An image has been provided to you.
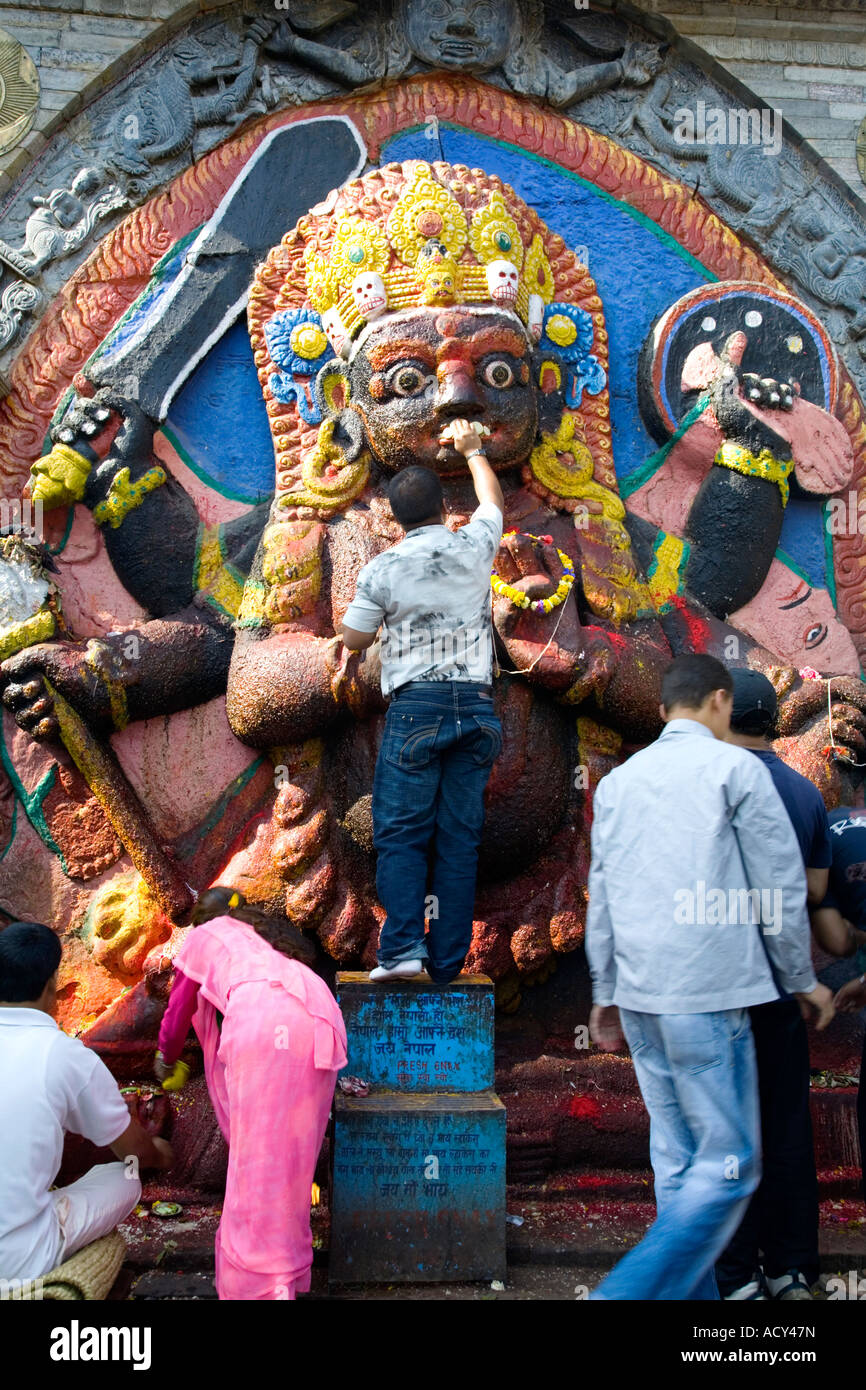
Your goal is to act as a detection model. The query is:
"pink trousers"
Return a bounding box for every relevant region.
[207,984,339,1300]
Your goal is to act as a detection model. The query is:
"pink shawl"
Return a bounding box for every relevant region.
[174,915,347,1139]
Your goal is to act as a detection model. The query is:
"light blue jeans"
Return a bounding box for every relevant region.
[592,1007,761,1301]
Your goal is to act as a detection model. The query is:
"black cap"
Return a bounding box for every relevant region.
[730,668,778,734]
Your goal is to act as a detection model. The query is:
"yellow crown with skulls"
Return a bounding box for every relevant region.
[303,162,556,356]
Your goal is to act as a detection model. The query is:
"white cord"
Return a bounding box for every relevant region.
[494,595,571,678]
[825,675,866,767]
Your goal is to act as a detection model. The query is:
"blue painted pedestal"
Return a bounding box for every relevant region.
[330,972,506,1284]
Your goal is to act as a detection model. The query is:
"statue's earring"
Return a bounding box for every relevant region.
[528,415,595,500]
[315,361,352,420]
[297,419,370,510]
[280,360,370,512]
[538,359,563,394]
[333,407,365,464]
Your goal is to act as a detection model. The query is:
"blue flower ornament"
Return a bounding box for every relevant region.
[265,308,332,424]
[539,303,606,409]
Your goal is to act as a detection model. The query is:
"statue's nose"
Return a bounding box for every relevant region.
[436,366,482,416]
[445,13,475,36]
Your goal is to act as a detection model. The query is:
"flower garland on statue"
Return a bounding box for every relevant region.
[490,531,575,613]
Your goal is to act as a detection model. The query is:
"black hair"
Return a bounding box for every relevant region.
[732,706,776,738]
[660,654,734,712]
[387,466,444,529]
[0,921,62,1002]
[190,887,316,967]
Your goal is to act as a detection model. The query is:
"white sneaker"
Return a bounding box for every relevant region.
[369,959,425,981]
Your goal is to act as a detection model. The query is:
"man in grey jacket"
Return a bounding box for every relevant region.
[586,654,833,1300]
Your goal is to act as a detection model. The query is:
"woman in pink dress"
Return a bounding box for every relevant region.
[155,888,347,1300]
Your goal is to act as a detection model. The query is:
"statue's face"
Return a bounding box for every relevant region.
[406,0,516,72]
[731,559,861,676]
[341,308,540,477]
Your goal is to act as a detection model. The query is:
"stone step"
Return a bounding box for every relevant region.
[118,1200,222,1271]
[499,1049,862,1179]
[509,1165,864,1203]
[337,971,494,1093]
[330,1090,506,1284]
[126,1270,218,1300]
[504,1194,866,1271]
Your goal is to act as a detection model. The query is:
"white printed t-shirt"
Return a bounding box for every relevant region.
[343,502,504,696]
[0,1007,131,1279]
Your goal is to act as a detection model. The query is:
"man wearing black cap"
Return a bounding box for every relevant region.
[715,668,833,1301]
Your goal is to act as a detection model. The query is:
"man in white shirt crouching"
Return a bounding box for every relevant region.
[0,921,173,1283]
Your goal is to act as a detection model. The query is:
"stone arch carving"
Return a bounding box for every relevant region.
[1,15,866,1038]
[0,0,864,393]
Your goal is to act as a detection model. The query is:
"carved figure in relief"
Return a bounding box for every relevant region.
[264,0,663,106]
[773,195,866,351]
[0,170,126,281]
[621,73,794,238]
[109,19,277,181]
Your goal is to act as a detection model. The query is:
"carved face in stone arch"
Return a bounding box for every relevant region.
[405,0,519,73]
[318,306,545,477]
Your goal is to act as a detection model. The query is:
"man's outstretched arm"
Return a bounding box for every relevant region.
[443,419,504,514]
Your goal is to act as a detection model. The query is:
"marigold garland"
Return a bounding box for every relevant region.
[491,530,575,614]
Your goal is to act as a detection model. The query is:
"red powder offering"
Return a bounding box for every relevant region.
[567,1094,601,1120]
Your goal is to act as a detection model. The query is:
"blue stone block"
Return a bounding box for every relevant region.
[330,1092,506,1283]
[337,971,494,1093]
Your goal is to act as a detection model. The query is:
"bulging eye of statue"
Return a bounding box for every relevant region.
[482,359,515,389]
[804,623,827,650]
[386,363,432,398]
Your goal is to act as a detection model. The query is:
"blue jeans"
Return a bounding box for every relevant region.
[371,681,502,984]
[592,1008,761,1301]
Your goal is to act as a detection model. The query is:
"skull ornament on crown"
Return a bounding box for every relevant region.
[486,258,520,305]
[351,270,388,321]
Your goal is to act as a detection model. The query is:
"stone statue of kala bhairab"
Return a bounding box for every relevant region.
[3,159,865,1032]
